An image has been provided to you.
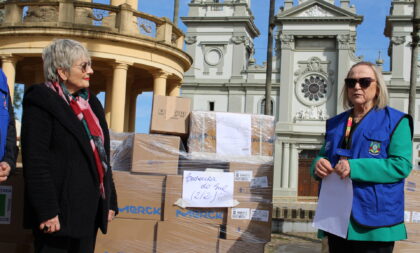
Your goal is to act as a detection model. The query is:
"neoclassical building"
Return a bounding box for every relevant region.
[0,0,192,132]
[181,0,419,205]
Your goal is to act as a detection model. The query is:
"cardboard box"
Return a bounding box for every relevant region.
[394,240,420,253]
[218,239,266,253]
[405,169,420,209]
[188,111,275,157]
[225,202,272,243]
[113,171,165,220]
[95,218,157,253]
[156,221,219,253]
[164,175,227,225]
[150,95,191,136]
[229,162,273,203]
[131,134,181,175]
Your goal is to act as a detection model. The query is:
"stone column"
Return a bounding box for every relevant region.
[281,143,290,188]
[1,56,19,101]
[277,34,294,124]
[167,80,181,96]
[110,62,130,132]
[289,144,299,189]
[123,78,133,132]
[336,34,354,114]
[105,77,113,126]
[128,92,138,132]
[272,139,284,199]
[152,70,169,96]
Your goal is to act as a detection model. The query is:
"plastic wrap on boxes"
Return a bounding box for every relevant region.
[95,219,157,253]
[106,130,273,251]
[188,111,275,160]
[110,131,134,171]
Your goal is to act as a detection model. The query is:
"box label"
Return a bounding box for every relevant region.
[118,205,161,216]
[0,186,12,224]
[234,171,253,182]
[412,211,420,223]
[251,209,269,222]
[405,211,411,223]
[182,171,234,207]
[231,208,250,220]
[250,176,269,188]
[175,209,223,220]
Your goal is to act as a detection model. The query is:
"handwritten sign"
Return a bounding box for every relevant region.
[182,171,234,207]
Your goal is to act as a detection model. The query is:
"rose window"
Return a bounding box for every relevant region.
[295,73,331,106]
[301,75,327,101]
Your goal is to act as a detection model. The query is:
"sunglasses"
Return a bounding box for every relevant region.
[74,61,92,73]
[344,77,375,89]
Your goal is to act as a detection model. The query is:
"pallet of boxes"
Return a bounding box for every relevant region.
[95,95,275,253]
[394,169,420,253]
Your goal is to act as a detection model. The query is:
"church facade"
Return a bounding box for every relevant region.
[181,0,419,204]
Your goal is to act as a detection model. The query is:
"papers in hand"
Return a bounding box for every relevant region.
[313,173,353,239]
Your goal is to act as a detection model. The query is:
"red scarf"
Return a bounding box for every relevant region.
[45,81,107,199]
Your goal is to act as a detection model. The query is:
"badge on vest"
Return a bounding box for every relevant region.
[369,141,381,155]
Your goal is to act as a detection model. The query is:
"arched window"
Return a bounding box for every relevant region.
[260,98,274,115]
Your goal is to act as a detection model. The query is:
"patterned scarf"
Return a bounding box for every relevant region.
[45,81,108,199]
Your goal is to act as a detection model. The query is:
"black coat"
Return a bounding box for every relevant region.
[21,84,118,238]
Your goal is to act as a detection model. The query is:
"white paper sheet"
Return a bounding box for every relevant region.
[313,173,353,239]
[216,113,251,156]
[182,171,234,207]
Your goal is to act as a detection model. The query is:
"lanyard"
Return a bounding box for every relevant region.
[345,116,353,146]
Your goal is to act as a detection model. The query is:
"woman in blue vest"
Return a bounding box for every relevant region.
[311,61,413,253]
[0,69,18,183]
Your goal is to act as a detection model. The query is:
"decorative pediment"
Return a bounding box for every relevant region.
[294,5,335,17]
[277,0,362,21]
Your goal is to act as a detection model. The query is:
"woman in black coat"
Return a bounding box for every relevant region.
[21,39,118,253]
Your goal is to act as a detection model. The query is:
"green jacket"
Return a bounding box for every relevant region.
[311,117,412,241]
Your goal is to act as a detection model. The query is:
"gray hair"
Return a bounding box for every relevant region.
[341,61,389,110]
[42,39,91,82]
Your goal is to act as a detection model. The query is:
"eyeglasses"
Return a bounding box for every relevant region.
[73,61,92,73]
[344,77,375,89]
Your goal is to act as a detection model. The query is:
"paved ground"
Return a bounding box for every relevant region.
[265,233,325,253]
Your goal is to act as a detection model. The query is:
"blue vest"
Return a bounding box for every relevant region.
[325,106,412,228]
[0,70,9,160]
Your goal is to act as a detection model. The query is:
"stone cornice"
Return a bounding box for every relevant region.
[181,16,260,37]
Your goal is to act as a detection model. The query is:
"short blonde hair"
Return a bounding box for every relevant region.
[341,61,389,110]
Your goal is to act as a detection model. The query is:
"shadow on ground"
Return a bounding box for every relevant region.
[265,232,325,253]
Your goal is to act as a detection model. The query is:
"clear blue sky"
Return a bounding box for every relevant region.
[132,0,392,133]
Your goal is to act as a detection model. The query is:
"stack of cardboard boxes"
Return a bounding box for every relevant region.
[394,169,420,253]
[96,95,275,253]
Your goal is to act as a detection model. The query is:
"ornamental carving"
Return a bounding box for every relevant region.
[295,106,329,121]
[185,36,197,45]
[231,36,246,45]
[296,5,334,17]
[337,34,356,50]
[23,6,58,22]
[294,57,330,77]
[279,34,294,49]
[391,36,406,45]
